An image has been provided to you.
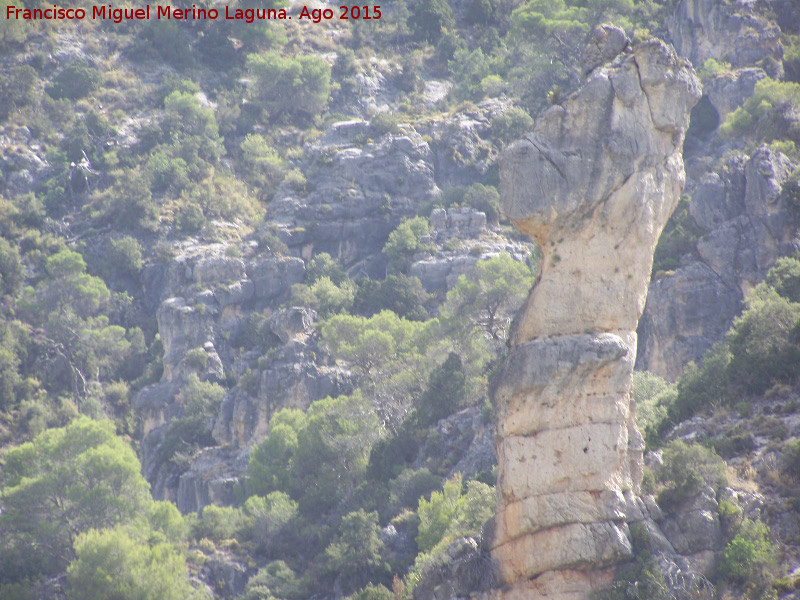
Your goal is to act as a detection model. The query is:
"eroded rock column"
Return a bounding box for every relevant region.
[489,34,701,600]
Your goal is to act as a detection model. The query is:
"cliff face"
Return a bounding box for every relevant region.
[635,0,799,380]
[637,146,798,378]
[490,33,701,599]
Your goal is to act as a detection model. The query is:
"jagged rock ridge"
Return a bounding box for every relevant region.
[489,32,701,599]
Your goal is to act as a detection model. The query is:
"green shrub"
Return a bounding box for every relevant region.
[707,429,755,459]
[463,183,501,225]
[720,78,800,144]
[466,0,495,25]
[696,58,732,82]
[177,203,206,234]
[782,439,800,480]
[353,274,430,321]
[46,62,102,100]
[408,0,455,43]
[242,560,300,600]
[383,217,431,272]
[137,20,194,70]
[781,169,800,219]
[367,430,424,483]
[765,256,800,303]
[323,510,388,595]
[490,107,534,145]
[370,113,400,137]
[0,238,23,297]
[292,276,356,318]
[652,196,704,274]
[158,375,226,466]
[248,393,380,515]
[67,526,193,600]
[106,236,144,278]
[247,52,331,120]
[348,583,393,600]
[665,341,731,428]
[0,65,37,119]
[388,468,440,511]
[240,134,286,192]
[656,440,727,513]
[632,371,670,436]
[726,286,800,395]
[306,253,348,286]
[408,475,494,592]
[416,353,467,427]
[185,348,209,372]
[193,504,241,542]
[718,519,776,596]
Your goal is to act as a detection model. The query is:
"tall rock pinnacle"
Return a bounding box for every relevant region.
[489,31,701,600]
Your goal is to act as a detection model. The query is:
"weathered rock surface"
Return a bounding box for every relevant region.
[261,99,517,278]
[409,207,534,295]
[501,39,701,344]
[703,68,766,121]
[637,146,800,378]
[667,0,784,77]
[212,341,354,450]
[133,239,354,508]
[489,34,700,599]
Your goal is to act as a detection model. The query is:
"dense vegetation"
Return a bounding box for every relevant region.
[1,0,800,599]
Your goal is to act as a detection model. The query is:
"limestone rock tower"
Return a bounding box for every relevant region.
[489,29,701,600]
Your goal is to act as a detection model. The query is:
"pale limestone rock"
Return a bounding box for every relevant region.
[489,38,700,600]
[501,40,700,344]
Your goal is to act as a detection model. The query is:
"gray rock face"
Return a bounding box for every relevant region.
[661,487,721,556]
[0,125,50,196]
[500,40,701,344]
[704,68,766,121]
[212,342,354,450]
[133,239,354,509]
[412,405,496,482]
[409,207,533,295]
[667,0,784,76]
[413,537,495,600]
[262,99,515,277]
[582,24,630,77]
[488,37,700,600]
[636,261,741,378]
[265,124,438,270]
[417,98,509,188]
[637,146,800,379]
[177,447,247,514]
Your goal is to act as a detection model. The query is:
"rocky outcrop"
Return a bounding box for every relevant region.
[637,146,799,379]
[667,0,784,77]
[489,34,701,599]
[632,0,799,379]
[409,208,534,295]
[133,238,353,508]
[211,341,354,450]
[264,121,438,275]
[262,99,517,278]
[703,68,766,121]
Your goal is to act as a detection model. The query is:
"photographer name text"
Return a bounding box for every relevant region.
[6,4,381,23]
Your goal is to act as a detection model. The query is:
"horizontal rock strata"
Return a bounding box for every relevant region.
[490,31,700,600]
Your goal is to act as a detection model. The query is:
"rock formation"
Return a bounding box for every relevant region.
[489,33,701,599]
[666,0,783,78]
[630,0,799,380]
[637,146,799,379]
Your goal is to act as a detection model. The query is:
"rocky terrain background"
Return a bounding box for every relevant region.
[1,0,800,599]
